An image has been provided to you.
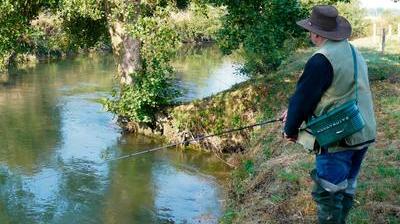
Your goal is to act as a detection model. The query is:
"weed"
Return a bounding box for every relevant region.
[263,146,272,160]
[348,209,370,224]
[270,194,285,203]
[262,136,274,159]
[231,114,242,128]
[374,191,388,201]
[387,215,400,224]
[377,165,399,178]
[277,169,299,183]
[244,160,255,176]
[220,208,236,224]
[298,161,314,171]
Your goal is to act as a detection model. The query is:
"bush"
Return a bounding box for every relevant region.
[30,12,69,59]
[170,3,224,43]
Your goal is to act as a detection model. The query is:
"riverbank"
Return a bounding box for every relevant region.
[217,37,400,223]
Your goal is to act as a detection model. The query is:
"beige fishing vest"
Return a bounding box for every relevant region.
[298,40,376,153]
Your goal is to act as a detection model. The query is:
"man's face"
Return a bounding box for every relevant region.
[309,32,318,45]
[309,32,327,47]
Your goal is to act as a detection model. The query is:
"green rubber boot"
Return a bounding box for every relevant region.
[340,192,354,224]
[310,169,345,224]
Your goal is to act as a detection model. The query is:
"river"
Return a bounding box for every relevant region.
[0,45,246,224]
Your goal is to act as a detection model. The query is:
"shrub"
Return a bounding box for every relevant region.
[170,3,224,43]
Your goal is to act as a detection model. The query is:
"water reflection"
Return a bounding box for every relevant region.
[173,44,247,101]
[0,45,238,223]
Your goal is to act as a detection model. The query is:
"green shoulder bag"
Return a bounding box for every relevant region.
[305,44,365,148]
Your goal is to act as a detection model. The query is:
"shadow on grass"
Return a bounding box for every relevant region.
[361,48,400,81]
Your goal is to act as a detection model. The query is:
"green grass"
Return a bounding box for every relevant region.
[352,37,400,80]
[277,169,300,183]
[220,208,237,224]
[377,165,399,178]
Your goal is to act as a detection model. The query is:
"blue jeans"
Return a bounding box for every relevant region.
[316,147,368,185]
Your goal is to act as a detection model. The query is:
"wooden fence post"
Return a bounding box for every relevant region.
[382,28,386,54]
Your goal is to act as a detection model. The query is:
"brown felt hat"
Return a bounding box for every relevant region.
[297,5,352,41]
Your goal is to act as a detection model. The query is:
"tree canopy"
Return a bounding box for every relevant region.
[204,0,351,75]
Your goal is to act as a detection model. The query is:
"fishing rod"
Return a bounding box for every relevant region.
[105,117,283,162]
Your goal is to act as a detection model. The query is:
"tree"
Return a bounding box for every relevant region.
[60,0,182,125]
[59,0,141,85]
[205,0,350,75]
[0,0,59,70]
[0,0,182,126]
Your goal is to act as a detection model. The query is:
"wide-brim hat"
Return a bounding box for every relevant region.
[296,5,352,41]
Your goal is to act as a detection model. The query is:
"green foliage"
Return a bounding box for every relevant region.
[104,7,181,124]
[270,193,285,203]
[170,3,224,42]
[261,136,274,159]
[0,0,57,70]
[230,114,242,128]
[300,0,350,11]
[61,0,104,20]
[0,0,110,71]
[205,0,350,75]
[176,0,190,9]
[207,0,304,75]
[277,169,299,183]
[220,208,237,224]
[244,159,255,176]
[230,159,256,199]
[377,165,399,178]
[60,0,110,50]
[29,13,69,59]
[231,167,246,196]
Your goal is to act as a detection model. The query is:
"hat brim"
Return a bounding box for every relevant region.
[296,16,352,41]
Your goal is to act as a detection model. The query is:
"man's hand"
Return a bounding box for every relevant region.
[280,109,288,123]
[280,109,297,142]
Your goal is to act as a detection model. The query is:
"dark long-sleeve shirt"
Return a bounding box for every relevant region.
[284,53,334,137]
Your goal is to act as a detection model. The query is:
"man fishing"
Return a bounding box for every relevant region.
[281,5,376,224]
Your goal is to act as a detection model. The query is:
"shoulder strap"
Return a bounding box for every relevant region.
[350,44,358,103]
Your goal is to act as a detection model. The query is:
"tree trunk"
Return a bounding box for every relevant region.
[382,28,386,54]
[105,0,141,85]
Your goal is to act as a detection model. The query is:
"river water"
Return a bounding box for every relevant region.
[0,45,245,224]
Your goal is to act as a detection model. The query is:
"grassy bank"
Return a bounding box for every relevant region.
[215,37,400,223]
